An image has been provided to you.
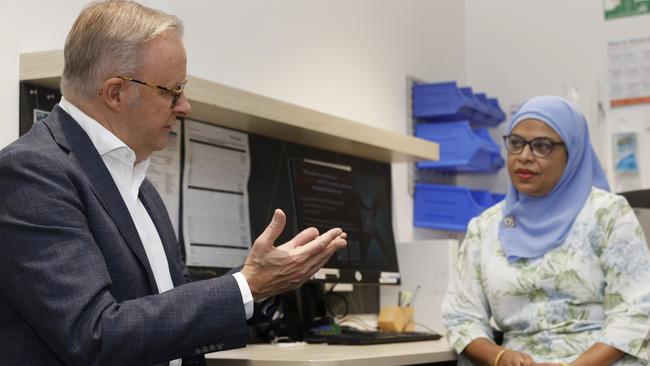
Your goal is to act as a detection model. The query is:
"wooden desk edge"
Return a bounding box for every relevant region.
[205,339,456,366]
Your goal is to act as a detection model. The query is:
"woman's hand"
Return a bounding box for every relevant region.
[498,350,535,366]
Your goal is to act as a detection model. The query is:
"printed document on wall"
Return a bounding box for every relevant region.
[147,121,182,239]
[608,36,650,108]
[182,119,251,267]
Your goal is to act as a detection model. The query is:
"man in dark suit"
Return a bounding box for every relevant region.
[0,1,346,365]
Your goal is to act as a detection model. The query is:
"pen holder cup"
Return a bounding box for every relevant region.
[378,306,415,332]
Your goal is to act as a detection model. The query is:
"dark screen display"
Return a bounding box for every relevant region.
[247,134,398,284]
[290,159,398,278]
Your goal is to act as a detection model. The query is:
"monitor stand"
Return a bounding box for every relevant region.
[246,283,332,343]
[249,283,383,343]
[282,283,330,341]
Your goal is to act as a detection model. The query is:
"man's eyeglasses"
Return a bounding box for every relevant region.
[119,76,187,108]
[503,134,565,158]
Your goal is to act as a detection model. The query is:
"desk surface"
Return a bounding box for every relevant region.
[205,339,456,366]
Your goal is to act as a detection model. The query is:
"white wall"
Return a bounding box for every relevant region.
[464,0,650,193]
[7,2,649,246]
[0,0,466,243]
[0,1,84,149]
[173,0,466,242]
[0,0,174,149]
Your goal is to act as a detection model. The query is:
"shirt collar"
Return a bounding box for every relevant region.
[58,97,150,193]
[59,96,134,158]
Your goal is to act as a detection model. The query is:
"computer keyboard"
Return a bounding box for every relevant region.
[304,329,442,345]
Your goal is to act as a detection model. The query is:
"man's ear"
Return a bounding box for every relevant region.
[100,78,124,112]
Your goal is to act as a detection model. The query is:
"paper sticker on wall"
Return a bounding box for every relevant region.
[612,132,641,192]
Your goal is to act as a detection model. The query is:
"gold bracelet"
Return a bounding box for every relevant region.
[560,363,570,366]
[493,348,509,366]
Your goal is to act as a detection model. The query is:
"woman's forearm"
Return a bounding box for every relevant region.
[462,337,506,366]
[570,343,624,366]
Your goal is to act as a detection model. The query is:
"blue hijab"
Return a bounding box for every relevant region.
[499,96,610,262]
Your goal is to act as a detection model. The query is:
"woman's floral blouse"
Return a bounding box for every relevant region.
[442,187,650,365]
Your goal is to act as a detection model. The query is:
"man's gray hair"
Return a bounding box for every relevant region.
[60,0,184,99]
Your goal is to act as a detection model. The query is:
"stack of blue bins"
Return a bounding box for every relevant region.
[412,81,506,231]
[414,184,505,232]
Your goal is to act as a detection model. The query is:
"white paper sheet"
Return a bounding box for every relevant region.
[182,119,251,267]
[146,121,182,238]
[608,37,650,108]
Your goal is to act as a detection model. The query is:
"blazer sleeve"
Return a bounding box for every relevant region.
[226,265,282,325]
[0,148,248,365]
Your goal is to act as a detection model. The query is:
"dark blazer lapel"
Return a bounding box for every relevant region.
[139,179,187,286]
[43,106,159,293]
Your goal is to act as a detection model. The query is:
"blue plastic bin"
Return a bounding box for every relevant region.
[487,97,506,126]
[412,82,477,122]
[461,88,492,127]
[415,121,504,173]
[413,82,506,127]
[492,193,506,203]
[474,93,507,127]
[474,93,495,126]
[414,184,503,232]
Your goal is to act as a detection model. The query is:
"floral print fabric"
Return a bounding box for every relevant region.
[442,187,650,365]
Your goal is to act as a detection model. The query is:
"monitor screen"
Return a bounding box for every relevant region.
[247,135,401,342]
[247,134,400,285]
[289,158,399,285]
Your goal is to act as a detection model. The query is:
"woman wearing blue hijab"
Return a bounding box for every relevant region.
[442,96,650,365]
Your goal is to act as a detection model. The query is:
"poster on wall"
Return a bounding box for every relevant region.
[612,132,641,192]
[607,36,650,108]
[604,0,650,20]
[182,119,252,268]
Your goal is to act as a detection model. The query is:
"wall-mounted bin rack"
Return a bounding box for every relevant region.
[414,183,505,232]
[415,121,504,173]
[412,82,506,127]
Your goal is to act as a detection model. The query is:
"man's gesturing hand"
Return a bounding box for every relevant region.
[241,209,347,300]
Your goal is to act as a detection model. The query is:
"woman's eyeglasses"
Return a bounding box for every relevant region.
[503,134,564,158]
[118,76,187,108]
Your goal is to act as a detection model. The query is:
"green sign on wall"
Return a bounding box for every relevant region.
[605,0,650,20]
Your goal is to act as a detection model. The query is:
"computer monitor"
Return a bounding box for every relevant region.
[288,158,400,285]
[247,135,401,341]
[247,134,401,286]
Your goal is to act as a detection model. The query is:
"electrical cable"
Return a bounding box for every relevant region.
[324,284,350,319]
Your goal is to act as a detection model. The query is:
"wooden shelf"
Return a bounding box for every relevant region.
[20,50,438,163]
